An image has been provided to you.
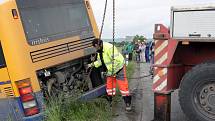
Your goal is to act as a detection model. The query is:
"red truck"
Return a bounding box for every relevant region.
[152,4,215,121]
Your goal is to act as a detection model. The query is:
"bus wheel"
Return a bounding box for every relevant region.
[179,62,215,121]
[47,78,60,97]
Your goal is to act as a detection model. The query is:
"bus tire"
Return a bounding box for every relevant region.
[179,62,215,121]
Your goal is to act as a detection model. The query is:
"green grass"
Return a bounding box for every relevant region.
[45,97,111,121]
[126,61,136,79]
[45,61,136,121]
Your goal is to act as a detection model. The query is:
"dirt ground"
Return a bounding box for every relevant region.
[112,62,190,121]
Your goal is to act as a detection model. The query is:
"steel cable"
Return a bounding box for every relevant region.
[111,0,116,98]
[99,0,108,40]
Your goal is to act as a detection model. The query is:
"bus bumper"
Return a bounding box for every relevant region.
[23,113,43,121]
[79,85,106,100]
[0,91,44,121]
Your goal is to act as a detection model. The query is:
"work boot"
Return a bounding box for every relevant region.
[123,96,132,111]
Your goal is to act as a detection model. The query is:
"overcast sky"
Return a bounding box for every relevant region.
[90,0,215,39]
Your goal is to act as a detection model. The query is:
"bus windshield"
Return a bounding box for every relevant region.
[16,0,93,45]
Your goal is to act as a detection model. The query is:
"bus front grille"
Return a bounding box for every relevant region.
[30,37,94,63]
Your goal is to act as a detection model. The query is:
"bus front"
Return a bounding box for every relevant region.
[0,0,103,120]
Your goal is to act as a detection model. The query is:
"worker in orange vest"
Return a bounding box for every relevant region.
[89,39,132,111]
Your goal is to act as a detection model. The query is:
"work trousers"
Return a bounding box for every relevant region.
[129,53,132,60]
[145,48,150,63]
[106,66,130,96]
[136,53,141,62]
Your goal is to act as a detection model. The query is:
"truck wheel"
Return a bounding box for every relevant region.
[179,63,215,121]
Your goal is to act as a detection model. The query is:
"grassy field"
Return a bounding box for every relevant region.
[45,61,136,121]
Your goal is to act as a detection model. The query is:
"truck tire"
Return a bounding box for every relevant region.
[179,62,215,121]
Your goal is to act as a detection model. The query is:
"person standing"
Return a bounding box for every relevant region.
[121,43,129,65]
[89,39,132,111]
[149,41,155,75]
[140,42,146,62]
[122,43,128,57]
[134,41,141,62]
[127,42,133,61]
[145,41,150,63]
[150,41,155,64]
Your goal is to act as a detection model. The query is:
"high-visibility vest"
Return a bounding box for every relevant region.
[93,42,125,76]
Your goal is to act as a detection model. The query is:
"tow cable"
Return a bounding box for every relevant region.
[110,0,116,115]
[99,0,108,39]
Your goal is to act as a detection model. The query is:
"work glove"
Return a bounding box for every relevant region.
[90,54,97,61]
[101,72,107,79]
[85,64,92,71]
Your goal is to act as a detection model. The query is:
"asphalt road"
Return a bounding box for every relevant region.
[112,62,190,121]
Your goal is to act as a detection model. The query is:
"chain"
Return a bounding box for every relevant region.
[115,74,152,79]
[112,0,116,45]
[99,0,108,39]
[111,0,116,98]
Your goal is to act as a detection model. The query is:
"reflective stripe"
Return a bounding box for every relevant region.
[107,88,116,90]
[107,92,116,94]
[106,88,116,92]
[120,90,129,94]
[153,68,167,84]
[155,52,167,64]
[107,92,116,95]
[155,41,168,56]
[155,79,167,91]
[111,54,120,58]
[105,61,112,65]
[153,75,160,84]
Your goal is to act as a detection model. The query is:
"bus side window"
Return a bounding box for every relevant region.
[0,42,6,68]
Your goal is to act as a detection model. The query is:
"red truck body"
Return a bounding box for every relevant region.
[152,5,215,121]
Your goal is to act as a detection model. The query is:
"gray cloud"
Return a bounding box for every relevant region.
[90,0,215,38]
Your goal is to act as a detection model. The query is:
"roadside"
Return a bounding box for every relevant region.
[112,62,154,121]
[112,62,190,121]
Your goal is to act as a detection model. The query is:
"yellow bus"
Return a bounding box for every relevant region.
[0,0,105,120]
